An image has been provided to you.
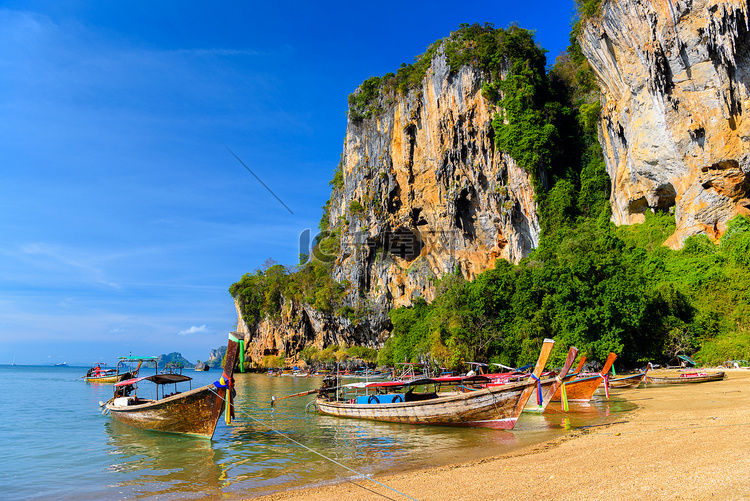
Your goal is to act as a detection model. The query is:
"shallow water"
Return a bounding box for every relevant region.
[0,366,635,500]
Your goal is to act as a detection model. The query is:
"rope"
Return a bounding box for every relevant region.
[208,387,420,501]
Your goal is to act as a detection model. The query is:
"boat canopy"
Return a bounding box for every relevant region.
[342,375,494,390]
[146,374,192,385]
[115,374,192,387]
[678,354,697,366]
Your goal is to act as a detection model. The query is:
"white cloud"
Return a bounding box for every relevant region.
[178,325,207,336]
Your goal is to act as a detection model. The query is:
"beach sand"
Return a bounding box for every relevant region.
[244,369,750,501]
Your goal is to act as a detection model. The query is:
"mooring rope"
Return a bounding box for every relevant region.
[208,387,420,501]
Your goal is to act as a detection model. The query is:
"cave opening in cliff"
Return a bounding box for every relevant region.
[384,227,423,262]
[455,187,477,240]
[388,185,402,214]
[654,183,677,212]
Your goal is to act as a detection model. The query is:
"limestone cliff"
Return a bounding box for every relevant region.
[328,51,541,309]
[235,2,750,365]
[579,0,750,246]
[234,45,544,365]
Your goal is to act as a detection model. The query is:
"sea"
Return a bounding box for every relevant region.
[0,365,635,500]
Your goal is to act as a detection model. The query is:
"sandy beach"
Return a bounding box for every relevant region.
[248,369,750,501]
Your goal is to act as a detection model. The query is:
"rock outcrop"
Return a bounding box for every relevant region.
[206,345,226,368]
[236,2,750,364]
[328,51,541,308]
[579,0,750,246]
[235,47,545,365]
[235,295,379,364]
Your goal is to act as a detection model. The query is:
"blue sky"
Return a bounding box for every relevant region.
[0,1,577,366]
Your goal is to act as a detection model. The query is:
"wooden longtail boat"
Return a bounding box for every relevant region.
[85,372,123,384]
[315,339,555,429]
[608,364,651,389]
[551,352,617,402]
[105,332,240,439]
[647,371,726,385]
[84,363,127,384]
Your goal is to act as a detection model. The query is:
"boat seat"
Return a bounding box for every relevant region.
[356,394,405,404]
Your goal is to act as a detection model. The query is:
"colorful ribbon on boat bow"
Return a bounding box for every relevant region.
[561,382,569,412]
[603,374,610,399]
[529,373,542,406]
[214,372,234,425]
[215,370,232,388]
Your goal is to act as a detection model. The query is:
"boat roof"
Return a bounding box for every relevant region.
[117,356,158,361]
[343,375,494,389]
[340,371,551,390]
[115,374,192,387]
[678,354,697,364]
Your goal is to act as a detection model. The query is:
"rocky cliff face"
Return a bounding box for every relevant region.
[235,48,544,365]
[206,345,226,368]
[236,2,750,364]
[329,52,540,308]
[579,0,750,246]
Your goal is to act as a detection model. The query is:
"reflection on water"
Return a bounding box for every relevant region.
[0,367,637,501]
[207,375,637,499]
[104,420,227,499]
[540,394,637,430]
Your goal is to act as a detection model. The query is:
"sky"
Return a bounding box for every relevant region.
[0,0,578,366]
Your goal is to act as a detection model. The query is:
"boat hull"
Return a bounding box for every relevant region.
[647,372,726,385]
[317,381,532,429]
[524,378,562,411]
[608,373,647,388]
[551,375,603,402]
[85,374,124,384]
[551,352,617,402]
[106,384,226,438]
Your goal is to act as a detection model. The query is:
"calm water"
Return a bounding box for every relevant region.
[0,365,636,500]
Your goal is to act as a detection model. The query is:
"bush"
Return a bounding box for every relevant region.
[349,200,365,215]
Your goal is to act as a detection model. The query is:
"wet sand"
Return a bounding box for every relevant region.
[246,369,750,501]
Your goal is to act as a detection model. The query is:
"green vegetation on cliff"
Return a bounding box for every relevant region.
[230,258,349,326]
[231,16,750,370]
[383,210,750,368]
[349,23,553,125]
[379,21,750,369]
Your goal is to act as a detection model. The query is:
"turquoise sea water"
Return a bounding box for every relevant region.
[0,365,635,500]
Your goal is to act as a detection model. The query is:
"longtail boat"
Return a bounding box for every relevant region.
[551,352,617,403]
[84,363,127,384]
[608,364,651,389]
[314,339,555,429]
[647,371,726,385]
[104,332,240,439]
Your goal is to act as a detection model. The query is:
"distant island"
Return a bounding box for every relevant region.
[155,346,226,370]
[156,352,195,369]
